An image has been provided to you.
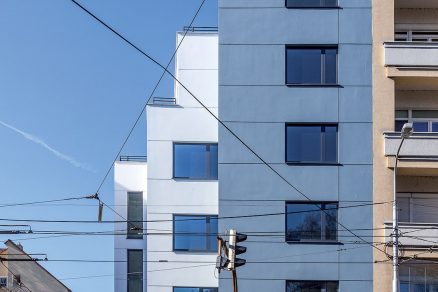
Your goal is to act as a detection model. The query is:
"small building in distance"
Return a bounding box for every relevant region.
[0,240,71,292]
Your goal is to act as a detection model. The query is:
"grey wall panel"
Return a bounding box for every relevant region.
[219,164,339,200]
[339,8,372,44]
[339,165,372,202]
[339,87,372,123]
[220,8,338,44]
[339,0,371,8]
[338,44,372,86]
[220,45,284,85]
[219,86,339,122]
[338,123,372,164]
[219,0,284,8]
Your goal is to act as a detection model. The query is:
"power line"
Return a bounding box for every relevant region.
[0,201,388,224]
[67,0,208,196]
[69,0,387,258]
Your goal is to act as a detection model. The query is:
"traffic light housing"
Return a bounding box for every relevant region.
[227,229,247,270]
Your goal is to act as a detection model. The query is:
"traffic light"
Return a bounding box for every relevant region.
[227,229,247,270]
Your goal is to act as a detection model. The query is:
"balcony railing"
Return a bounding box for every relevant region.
[396,31,438,42]
[119,156,147,162]
[384,132,438,159]
[385,222,438,247]
[384,41,438,67]
[152,97,176,105]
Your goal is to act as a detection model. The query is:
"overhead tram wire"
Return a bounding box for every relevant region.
[69,0,388,257]
[0,200,389,224]
[69,0,208,197]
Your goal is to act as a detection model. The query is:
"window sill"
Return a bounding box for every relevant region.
[286,162,342,166]
[173,178,218,182]
[173,250,218,254]
[285,84,342,88]
[285,6,341,9]
[286,240,343,245]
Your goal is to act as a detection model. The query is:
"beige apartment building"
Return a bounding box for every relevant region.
[373,1,438,291]
[0,240,71,292]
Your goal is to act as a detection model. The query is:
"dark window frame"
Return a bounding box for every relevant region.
[285,201,339,243]
[285,123,339,165]
[127,192,143,240]
[173,142,218,180]
[286,280,339,292]
[173,214,218,252]
[285,0,339,8]
[127,249,143,292]
[173,288,218,292]
[285,45,339,86]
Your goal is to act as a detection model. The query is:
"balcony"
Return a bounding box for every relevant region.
[385,222,438,247]
[384,132,438,175]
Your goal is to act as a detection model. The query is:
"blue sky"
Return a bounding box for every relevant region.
[0,1,217,291]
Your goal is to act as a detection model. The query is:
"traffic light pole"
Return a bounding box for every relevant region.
[232,270,238,292]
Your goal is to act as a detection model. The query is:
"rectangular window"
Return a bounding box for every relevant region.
[286,46,337,85]
[127,250,143,292]
[400,261,438,292]
[286,202,338,242]
[286,0,338,8]
[395,109,438,132]
[398,193,438,223]
[286,124,338,164]
[173,288,218,292]
[286,281,339,292]
[173,215,218,252]
[0,277,6,288]
[173,143,218,180]
[127,192,143,239]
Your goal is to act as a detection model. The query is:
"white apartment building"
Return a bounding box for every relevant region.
[115,29,218,292]
[114,157,148,292]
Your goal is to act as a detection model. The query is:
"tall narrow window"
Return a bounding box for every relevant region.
[286,202,338,242]
[127,250,143,292]
[286,281,339,292]
[173,215,218,252]
[286,46,338,85]
[286,124,338,164]
[127,192,143,239]
[173,143,218,180]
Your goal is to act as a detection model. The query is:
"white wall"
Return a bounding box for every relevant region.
[114,161,147,292]
[146,32,218,292]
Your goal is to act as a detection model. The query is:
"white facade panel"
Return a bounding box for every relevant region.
[146,32,219,292]
[114,161,147,292]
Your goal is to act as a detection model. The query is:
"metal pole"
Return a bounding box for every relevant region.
[393,137,405,292]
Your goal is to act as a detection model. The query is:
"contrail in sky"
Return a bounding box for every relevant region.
[0,120,95,173]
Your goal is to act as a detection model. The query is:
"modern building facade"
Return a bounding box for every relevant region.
[373,1,438,291]
[0,240,71,292]
[111,30,221,292]
[146,30,218,292]
[218,0,373,291]
[114,157,148,292]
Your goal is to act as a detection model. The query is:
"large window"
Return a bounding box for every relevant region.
[127,192,143,239]
[173,143,218,180]
[174,288,218,292]
[127,250,143,292]
[400,262,438,292]
[286,281,339,292]
[396,110,438,132]
[286,124,338,164]
[286,0,338,8]
[173,215,218,252]
[286,202,338,242]
[398,193,438,223]
[286,46,337,85]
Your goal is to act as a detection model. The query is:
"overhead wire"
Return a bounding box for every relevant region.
[68,0,388,258]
